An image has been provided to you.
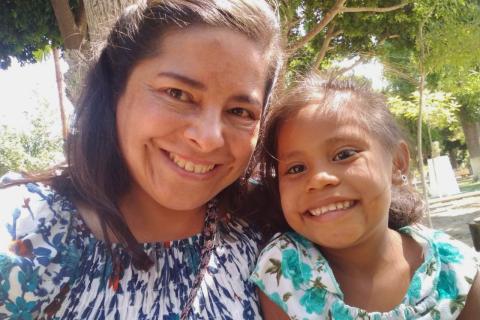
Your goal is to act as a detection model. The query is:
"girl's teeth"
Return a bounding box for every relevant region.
[309,200,354,216]
[168,153,215,174]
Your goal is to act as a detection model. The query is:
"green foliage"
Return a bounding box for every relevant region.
[389,90,461,132]
[438,68,480,121]
[280,0,419,72]
[0,100,64,175]
[0,0,80,69]
[388,90,466,159]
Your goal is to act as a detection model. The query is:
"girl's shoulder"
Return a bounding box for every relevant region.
[250,232,341,318]
[0,173,87,318]
[402,224,480,270]
[401,224,479,316]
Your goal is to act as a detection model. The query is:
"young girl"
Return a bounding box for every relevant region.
[250,73,480,319]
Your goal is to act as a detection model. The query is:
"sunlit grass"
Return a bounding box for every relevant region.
[459,179,480,193]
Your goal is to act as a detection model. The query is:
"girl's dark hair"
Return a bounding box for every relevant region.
[250,72,424,239]
[3,0,283,269]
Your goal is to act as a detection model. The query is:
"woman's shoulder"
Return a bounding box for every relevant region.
[0,173,78,242]
[0,173,85,318]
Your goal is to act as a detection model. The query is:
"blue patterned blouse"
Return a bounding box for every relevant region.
[0,178,262,319]
[251,226,480,319]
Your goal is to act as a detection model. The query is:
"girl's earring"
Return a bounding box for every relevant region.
[401,174,408,186]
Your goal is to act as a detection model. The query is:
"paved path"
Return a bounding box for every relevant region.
[426,191,480,249]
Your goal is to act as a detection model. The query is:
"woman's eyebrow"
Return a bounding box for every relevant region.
[231,94,262,107]
[156,71,206,90]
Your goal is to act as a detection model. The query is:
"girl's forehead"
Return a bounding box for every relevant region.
[278,101,375,145]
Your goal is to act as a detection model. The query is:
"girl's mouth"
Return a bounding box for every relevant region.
[307,200,356,216]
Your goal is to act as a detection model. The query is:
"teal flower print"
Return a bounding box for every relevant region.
[437,242,463,264]
[18,268,40,293]
[407,274,422,302]
[281,249,312,290]
[5,297,36,320]
[330,301,352,320]
[437,270,458,299]
[299,287,326,314]
[255,278,266,291]
[287,232,312,249]
[269,292,288,312]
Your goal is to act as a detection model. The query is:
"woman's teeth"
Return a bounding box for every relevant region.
[308,200,354,216]
[168,153,215,174]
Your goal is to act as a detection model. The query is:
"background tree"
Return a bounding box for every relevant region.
[0,99,64,175]
[0,0,136,103]
[379,0,480,179]
[279,0,411,74]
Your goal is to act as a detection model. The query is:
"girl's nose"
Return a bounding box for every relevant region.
[306,169,340,192]
[183,112,225,152]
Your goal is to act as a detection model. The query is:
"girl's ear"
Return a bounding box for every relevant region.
[392,141,410,185]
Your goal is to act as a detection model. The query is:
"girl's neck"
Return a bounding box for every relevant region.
[321,227,403,275]
[118,184,207,243]
[320,226,423,312]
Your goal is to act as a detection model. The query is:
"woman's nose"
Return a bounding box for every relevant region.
[183,112,225,152]
[306,169,340,192]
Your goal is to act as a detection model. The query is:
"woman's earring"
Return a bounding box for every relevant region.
[401,174,408,186]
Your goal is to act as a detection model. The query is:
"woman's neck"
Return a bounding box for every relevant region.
[118,185,207,243]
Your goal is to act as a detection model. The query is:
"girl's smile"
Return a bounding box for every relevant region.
[277,102,399,249]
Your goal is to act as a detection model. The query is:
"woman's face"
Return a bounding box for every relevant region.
[116,26,269,212]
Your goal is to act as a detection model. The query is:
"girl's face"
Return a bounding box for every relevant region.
[276,102,404,249]
[116,26,268,212]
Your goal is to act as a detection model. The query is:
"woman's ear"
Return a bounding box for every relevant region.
[392,141,410,185]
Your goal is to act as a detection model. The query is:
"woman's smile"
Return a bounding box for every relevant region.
[167,151,216,174]
[115,26,268,212]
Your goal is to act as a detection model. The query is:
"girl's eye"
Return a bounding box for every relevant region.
[165,88,192,102]
[228,107,256,120]
[286,164,305,175]
[333,149,358,161]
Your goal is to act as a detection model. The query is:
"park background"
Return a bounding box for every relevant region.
[1,0,479,246]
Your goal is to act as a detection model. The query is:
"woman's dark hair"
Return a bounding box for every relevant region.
[250,72,424,240]
[2,0,283,269]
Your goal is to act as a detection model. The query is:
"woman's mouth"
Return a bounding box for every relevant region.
[307,200,356,216]
[168,152,216,174]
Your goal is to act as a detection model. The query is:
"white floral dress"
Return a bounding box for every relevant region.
[251,227,479,319]
[0,177,262,319]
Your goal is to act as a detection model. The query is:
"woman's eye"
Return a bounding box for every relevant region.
[333,149,358,161]
[228,107,255,120]
[165,88,192,102]
[286,164,305,175]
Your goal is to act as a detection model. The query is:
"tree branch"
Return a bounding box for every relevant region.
[342,1,409,13]
[50,0,85,49]
[314,27,343,69]
[288,0,347,52]
[288,0,407,54]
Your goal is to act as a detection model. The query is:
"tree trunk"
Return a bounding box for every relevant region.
[417,18,432,227]
[459,108,480,180]
[52,47,69,142]
[56,0,137,105]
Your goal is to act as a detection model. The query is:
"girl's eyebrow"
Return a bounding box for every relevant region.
[277,150,304,162]
[278,134,367,161]
[325,135,366,146]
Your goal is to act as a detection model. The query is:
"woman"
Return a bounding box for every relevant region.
[0,0,283,318]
